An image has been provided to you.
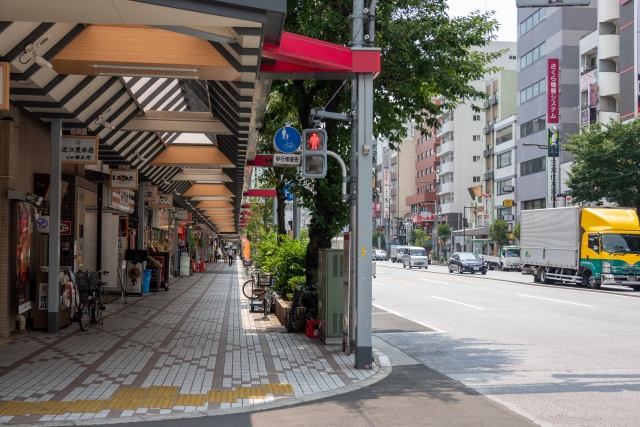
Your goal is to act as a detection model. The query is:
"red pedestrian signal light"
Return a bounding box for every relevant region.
[301,128,327,178]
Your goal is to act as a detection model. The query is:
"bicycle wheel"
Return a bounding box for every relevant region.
[243,279,258,300]
[93,293,104,325]
[79,294,91,331]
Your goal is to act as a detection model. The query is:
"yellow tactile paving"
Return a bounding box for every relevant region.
[237,387,266,399]
[0,401,35,416]
[264,383,294,395]
[65,399,108,413]
[30,401,72,415]
[207,390,238,403]
[174,394,206,406]
[105,397,144,411]
[111,386,150,399]
[140,386,179,409]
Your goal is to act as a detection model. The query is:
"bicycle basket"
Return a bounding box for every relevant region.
[76,271,99,292]
[257,274,274,286]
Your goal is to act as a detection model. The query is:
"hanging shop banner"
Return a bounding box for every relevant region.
[483,194,491,225]
[152,194,173,208]
[110,169,138,190]
[547,58,560,124]
[0,62,9,111]
[16,202,32,314]
[111,189,135,213]
[61,135,99,165]
[383,166,390,219]
[143,183,158,202]
[176,209,188,220]
[153,209,169,229]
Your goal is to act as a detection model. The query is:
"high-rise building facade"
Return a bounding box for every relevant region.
[516,5,597,215]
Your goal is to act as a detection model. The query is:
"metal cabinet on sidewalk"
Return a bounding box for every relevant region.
[318,249,344,344]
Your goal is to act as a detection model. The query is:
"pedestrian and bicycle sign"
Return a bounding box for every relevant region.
[273,126,301,154]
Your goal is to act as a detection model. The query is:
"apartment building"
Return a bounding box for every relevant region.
[481,70,518,242]
[389,123,415,245]
[516,5,597,215]
[435,41,517,252]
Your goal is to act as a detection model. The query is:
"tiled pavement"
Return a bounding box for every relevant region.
[0,262,379,424]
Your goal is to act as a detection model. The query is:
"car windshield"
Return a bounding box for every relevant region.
[504,249,520,257]
[459,253,481,261]
[411,249,426,256]
[602,234,640,254]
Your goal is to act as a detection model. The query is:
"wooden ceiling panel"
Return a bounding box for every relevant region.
[183,184,234,197]
[196,201,235,209]
[151,146,234,168]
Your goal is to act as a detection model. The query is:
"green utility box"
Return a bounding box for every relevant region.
[318,249,344,344]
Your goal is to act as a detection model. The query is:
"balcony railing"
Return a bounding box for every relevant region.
[482,147,494,158]
[483,100,490,109]
[483,172,494,181]
[496,132,513,145]
[489,95,498,106]
[483,123,494,135]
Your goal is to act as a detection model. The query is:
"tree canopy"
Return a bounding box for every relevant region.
[565,120,640,209]
[259,0,502,285]
[489,219,509,244]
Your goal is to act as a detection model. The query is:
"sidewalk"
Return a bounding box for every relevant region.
[0,263,380,425]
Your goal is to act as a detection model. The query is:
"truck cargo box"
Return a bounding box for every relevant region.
[520,207,580,269]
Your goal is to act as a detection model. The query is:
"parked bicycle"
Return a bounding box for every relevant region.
[76,270,109,332]
[242,269,275,314]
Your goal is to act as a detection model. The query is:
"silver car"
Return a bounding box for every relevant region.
[402,246,429,269]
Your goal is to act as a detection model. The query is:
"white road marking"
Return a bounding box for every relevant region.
[418,278,449,285]
[517,294,594,307]
[430,296,485,310]
[372,281,384,286]
[372,304,446,332]
[372,312,394,315]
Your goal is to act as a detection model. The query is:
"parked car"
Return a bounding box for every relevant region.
[448,252,487,274]
[402,246,429,269]
[373,250,387,261]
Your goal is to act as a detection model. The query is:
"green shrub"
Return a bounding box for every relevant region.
[284,275,306,301]
[300,281,318,320]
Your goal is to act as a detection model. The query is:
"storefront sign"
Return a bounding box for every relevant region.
[176,209,188,220]
[0,62,9,111]
[143,184,158,202]
[111,189,135,213]
[273,153,301,167]
[110,169,138,190]
[483,194,491,224]
[383,166,390,219]
[547,58,560,124]
[153,209,169,229]
[60,221,71,235]
[61,136,99,165]
[152,194,173,208]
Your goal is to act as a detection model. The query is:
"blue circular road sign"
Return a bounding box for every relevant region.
[273,126,301,154]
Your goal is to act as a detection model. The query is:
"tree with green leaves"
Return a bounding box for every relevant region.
[513,222,521,242]
[490,220,510,249]
[566,120,640,209]
[244,198,274,244]
[372,230,386,249]
[260,0,501,286]
[436,223,451,257]
[409,228,431,247]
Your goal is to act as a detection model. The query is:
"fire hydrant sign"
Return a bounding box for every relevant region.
[111,169,139,189]
[273,153,301,167]
[61,136,99,165]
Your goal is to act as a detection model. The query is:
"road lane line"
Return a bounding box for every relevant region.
[372,304,446,332]
[418,278,449,285]
[516,294,594,307]
[372,282,384,286]
[430,296,485,310]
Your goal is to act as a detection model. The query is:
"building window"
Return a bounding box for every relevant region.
[520,42,546,70]
[509,55,517,60]
[520,115,546,138]
[520,156,546,176]
[497,151,512,168]
[523,198,547,210]
[473,115,481,121]
[497,179,513,195]
[473,155,481,162]
[497,207,513,219]
[473,135,481,142]
[473,176,481,183]
[520,8,546,37]
[520,78,546,104]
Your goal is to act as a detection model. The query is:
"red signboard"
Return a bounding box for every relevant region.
[547,58,560,124]
[412,214,434,223]
[60,221,71,235]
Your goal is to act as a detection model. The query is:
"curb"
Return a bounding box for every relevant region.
[6,354,393,427]
[378,263,640,299]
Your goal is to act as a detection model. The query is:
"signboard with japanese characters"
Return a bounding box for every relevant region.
[143,183,158,202]
[0,62,8,111]
[110,169,138,190]
[273,153,301,167]
[61,136,99,165]
[152,194,173,208]
[483,194,491,225]
[547,58,560,124]
[111,189,135,213]
[176,209,188,220]
[383,166,390,219]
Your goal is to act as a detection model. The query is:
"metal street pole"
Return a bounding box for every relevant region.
[552,143,557,208]
[48,118,62,333]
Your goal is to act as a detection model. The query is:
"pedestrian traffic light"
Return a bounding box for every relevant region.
[301,129,327,178]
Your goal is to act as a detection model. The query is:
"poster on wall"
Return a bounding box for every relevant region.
[16,202,32,314]
[144,184,158,202]
[0,62,9,111]
[152,194,173,208]
[110,169,138,190]
[61,136,99,165]
[111,189,135,213]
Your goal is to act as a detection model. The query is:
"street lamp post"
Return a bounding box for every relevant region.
[522,140,559,208]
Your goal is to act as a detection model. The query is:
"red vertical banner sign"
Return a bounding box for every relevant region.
[547,58,560,124]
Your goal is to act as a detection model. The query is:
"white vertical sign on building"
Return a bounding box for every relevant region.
[483,193,491,226]
[383,166,390,219]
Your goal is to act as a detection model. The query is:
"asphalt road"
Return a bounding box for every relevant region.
[371,261,640,427]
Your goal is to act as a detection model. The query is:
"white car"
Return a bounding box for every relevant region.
[402,246,429,269]
[373,250,387,261]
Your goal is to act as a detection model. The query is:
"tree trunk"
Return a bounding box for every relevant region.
[305,217,332,286]
[277,190,286,237]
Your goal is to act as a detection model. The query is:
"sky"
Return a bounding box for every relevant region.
[447,0,517,42]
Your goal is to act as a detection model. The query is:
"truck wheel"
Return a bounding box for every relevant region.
[500,263,505,271]
[582,271,600,289]
[540,269,553,284]
[632,286,640,292]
